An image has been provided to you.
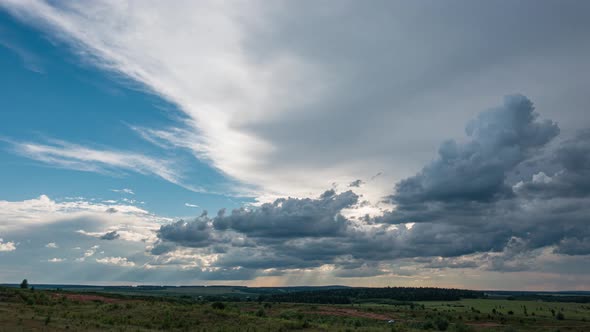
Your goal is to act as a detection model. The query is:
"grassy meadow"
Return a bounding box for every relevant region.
[1,286,590,331]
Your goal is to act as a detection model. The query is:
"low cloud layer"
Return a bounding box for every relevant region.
[0,95,588,288]
[148,95,590,282]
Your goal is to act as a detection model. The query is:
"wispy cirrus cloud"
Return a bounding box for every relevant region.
[3,0,589,205]
[6,138,203,192]
[112,188,134,195]
[0,36,44,73]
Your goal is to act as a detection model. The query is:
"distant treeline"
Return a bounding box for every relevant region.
[258,287,484,304]
[486,291,590,304]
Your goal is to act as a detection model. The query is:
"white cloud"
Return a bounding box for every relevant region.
[7,139,202,192]
[0,238,16,252]
[112,188,134,195]
[96,256,135,267]
[45,242,58,248]
[184,203,199,208]
[47,257,66,262]
[0,194,168,232]
[2,1,589,206]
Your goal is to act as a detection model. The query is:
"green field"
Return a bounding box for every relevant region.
[1,287,589,331]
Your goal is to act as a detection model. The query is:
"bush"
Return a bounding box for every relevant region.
[433,317,449,331]
[422,320,435,329]
[556,312,565,320]
[211,302,225,310]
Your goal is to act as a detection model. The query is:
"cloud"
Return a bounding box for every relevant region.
[45,242,58,248]
[96,256,135,267]
[4,0,589,204]
[149,95,590,281]
[1,1,590,287]
[0,194,166,232]
[387,95,558,211]
[0,36,44,73]
[100,231,120,241]
[213,190,358,238]
[0,238,16,252]
[348,179,363,188]
[184,203,199,208]
[157,214,213,248]
[112,188,135,195]
[47,258,65,263]
[5,139,202,192]
[554,237,590,256]
[515,129,590,199]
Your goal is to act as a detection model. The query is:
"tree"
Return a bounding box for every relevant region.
[20,279,28,289]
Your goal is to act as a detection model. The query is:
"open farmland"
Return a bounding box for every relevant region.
[1,286,590,331]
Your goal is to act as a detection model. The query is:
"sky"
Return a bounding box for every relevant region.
[0,1,589,290]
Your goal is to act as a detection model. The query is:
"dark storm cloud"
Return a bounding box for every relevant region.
[516,129,590,199]
[152,95,590,277]
[554,238,590,256]
[212,190,358,238]
[387,95,558,211]
[237,1,590,177]
[157,213,213,248]
[100,231,120,240]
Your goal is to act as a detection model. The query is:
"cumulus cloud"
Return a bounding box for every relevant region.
[147,95,590,281]
[96,256,135,267]
[387,95,558,212]
[157,214,213,248]
[515,129,590,199]
[0,238,16,252]
[213,190,358,238]
[0,194,166,232]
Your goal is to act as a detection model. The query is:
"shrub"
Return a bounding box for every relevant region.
[434,317,449,331]
[556,312,565,320]
[211,302,225,310]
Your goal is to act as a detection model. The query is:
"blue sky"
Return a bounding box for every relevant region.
[0,10,249,217]
[1,1,590,289]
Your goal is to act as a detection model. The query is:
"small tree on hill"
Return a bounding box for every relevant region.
[20,279,28,289]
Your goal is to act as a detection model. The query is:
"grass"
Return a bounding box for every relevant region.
[1,287,590,331]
